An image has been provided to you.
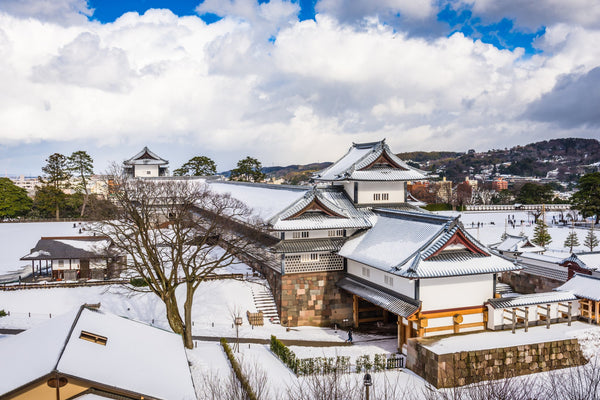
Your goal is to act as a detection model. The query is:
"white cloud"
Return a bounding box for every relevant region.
[316,0,435,22]
[0,0,93,26]
[456,0,600,30]
[0,5,599,174]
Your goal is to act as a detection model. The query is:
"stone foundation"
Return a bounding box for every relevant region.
[407,336,586,388]
[281,271,353,327]
[500,271,563,294]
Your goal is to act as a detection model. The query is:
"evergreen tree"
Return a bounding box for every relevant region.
[230,156,266,182]
[40,153,71,220]
[173,156,217,176]
[532,219,552,247]
[0,178,32,219]
[571,172,600,224]
[563,230,580,252]
[584,224,599,251]
[67,150,94,217]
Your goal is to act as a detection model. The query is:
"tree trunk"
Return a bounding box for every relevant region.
[55,204,60,221]
[183,283,195,349]
[164,293,184,336]
[80,192,89,218]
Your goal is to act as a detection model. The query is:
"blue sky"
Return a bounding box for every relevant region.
[0,0,599,175]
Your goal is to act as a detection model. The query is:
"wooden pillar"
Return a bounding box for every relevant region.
[596,301,600,325]
[353,295,359,328]
[524,306,529,333]
[397,318,403,351]
[31,261,35,279]
[546,303,551,329]
[568,302,572,326]
[511,308,516,334]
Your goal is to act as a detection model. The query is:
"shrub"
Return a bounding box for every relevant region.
[270,335,298,373]
[129,277,149,287]
[220,338,258,400]
[0,310,7,317]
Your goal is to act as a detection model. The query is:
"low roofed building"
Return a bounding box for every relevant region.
[123,146,169,178]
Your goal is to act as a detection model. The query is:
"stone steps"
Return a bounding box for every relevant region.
[251,286,280,324]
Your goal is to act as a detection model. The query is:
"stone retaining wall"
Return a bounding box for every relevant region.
[500,271,563,294]
[281,270,353,326]
[407,337,586,388]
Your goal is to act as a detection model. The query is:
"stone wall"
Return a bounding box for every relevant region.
[500,271,564,294]
[407,337,586,388]
[281,270,353,326]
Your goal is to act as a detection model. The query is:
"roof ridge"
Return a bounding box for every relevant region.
[53,305,87,372]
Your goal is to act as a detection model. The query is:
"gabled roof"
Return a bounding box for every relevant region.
[20,236,113,261]
[339,209,519,278]
[268,186,374,231]
[124,146,168,166]
[492,234,544,253]
[555,274,600,301]
[312,140,428,182]
[0,305,196,400]
[561,253,596,271]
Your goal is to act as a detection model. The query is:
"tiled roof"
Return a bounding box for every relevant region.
[522,264,568,282]
[488,291,578,309]
[124,146,168,166]
[269,187,374,231]
[312,140,428,182]
[339,209,519,278]
[21,237,112,260]
[561,253,595,270]
[493,235,544,253]
[272,238,347,253]
[555,274,600,301]
[337,276,420,318]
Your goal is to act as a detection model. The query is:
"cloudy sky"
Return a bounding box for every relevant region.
[0,0,599,176]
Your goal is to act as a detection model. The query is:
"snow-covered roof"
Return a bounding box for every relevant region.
[339,209,519,278]
[268,186,374,231]
[555,274,600,301]
[487,291,578,309]
[312,140,428,182]
[518,252,562,263]
[272,238,347,253]
[20,236,112,260]
[561,253,596,271]
[0,305,196,399]
[574,252,600,270]
[123,146,168,166]
[337,276,420,318]
[492,234,544,253]
[205,180,307,221]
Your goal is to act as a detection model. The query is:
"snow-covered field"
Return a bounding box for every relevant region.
[436,210,591,254]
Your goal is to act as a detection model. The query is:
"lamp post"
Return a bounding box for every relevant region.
[363,373,372,400]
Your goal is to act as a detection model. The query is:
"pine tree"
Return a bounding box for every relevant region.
[584,225,599,251]
[563,230,580,253]
[532,219,552,247]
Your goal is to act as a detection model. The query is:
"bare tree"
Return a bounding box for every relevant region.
[95,169,265,348]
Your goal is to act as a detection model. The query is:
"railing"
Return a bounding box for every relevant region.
[465,204,571,212]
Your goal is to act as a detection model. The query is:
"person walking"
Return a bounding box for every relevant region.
[347,328,353,344]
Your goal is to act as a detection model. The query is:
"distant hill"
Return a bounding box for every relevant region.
[220,138,599,185]
[406,138,600,183]
[263,162,332,184]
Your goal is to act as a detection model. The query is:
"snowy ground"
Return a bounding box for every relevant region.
[436,210,591,254]
[0,222,83,282]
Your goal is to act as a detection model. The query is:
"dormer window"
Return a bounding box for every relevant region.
[79,330,108,346]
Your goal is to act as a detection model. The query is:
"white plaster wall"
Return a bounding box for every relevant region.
[52,259,79,270]
[134,164,159,177]
[355,181,405,204]
[419,274,493,311]
[346,260,414,298]
[279,228,358,240]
